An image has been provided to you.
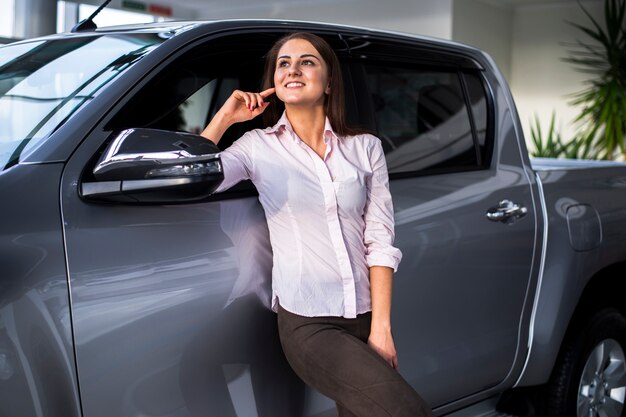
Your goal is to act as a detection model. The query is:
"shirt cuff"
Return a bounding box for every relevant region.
[366,249,402,272]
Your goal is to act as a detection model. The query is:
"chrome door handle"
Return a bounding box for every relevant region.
[486,199,528,223]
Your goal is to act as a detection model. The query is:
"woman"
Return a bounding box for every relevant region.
[201,32,433,417]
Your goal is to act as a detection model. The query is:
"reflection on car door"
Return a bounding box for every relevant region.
[352,49,539,406]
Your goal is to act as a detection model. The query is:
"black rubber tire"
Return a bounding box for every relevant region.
[542,308,626,417]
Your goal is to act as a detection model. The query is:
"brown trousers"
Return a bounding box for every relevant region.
[277,305,434,417]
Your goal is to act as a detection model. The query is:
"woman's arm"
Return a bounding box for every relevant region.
[202,88,274,193]
[201,88,275,144]
[368,265,398,369]
[362,137,402,369]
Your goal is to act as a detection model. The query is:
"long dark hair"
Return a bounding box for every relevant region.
[261,32,366,136]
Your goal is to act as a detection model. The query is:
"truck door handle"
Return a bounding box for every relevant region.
[486,199,528,223]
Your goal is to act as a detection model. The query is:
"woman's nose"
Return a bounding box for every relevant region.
[288,64,301,75]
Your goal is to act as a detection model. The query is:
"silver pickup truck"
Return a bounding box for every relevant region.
[1,19,625,417]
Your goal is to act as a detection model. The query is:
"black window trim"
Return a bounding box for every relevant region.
[474,70,495,170]
[458,71,482,167]
[337,30,485,71]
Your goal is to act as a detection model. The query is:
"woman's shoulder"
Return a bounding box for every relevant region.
[230,128,273,147]
[244,126,278,142]
[340,129,375,139]
[340,131,383,151]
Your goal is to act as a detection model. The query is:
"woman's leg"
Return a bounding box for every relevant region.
[277,305,433,417]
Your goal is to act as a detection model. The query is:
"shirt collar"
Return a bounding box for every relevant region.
[265,111,339,143]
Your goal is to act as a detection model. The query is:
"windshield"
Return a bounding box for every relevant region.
[0,33,164,170]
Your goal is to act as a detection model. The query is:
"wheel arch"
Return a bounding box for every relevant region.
[567,262,626,324]
[499,261,626,415]
[516,260,626,388]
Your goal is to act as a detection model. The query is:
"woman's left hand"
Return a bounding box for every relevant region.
[368,328,399,369]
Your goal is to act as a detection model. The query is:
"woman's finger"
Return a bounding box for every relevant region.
[231,89,275,113]
[233,90,250,109]
[260,87,276,98]
[246,93,255,110]
[234,89,274,111]
[254,93,264,108]
[251,92,263,110]
[252,101,270,115]
[392,355,399,370]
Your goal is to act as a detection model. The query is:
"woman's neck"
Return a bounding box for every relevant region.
[285,105,326,148]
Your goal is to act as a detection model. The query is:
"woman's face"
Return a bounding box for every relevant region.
[274,38,330,108]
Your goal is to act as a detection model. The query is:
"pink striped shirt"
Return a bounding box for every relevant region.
[216,112,401,318]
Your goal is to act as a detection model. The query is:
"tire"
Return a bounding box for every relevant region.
[543,308,626,417]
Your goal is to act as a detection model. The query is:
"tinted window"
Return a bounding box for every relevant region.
[364,64,486,175]
[107,52,265,151]
[108,32,359,151]
[104,32,358,195]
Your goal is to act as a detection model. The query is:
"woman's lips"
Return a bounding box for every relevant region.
[285,82,305,88]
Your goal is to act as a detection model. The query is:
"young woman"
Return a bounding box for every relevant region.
[201,32,433,417]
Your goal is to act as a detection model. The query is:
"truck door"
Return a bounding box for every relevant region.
[59,32,311,417]
[347,36,540,407]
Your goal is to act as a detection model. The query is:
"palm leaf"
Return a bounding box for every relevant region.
[565,0,626,160]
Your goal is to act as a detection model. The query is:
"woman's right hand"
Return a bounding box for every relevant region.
[219,88,276,125]
[201,87,275,144]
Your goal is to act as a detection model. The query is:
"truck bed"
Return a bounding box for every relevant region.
[531,156,626,171]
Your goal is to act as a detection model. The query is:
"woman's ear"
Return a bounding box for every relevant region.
[325,84,331,95]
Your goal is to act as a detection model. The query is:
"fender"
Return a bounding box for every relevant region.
[516,166,626,386]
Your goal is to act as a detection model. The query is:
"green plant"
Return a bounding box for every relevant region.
[530,112,565,158]
[560,132,594,159]
[529,112,594,159]
[564,0,626,160]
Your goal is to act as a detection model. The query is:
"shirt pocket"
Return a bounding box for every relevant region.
[332,168,367,216]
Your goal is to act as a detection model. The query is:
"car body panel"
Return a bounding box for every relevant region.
[0,163,81,417]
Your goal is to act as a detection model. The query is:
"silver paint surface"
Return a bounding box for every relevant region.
[0,164,81,417]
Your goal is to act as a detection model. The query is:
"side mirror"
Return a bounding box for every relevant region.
[81,128,224,204]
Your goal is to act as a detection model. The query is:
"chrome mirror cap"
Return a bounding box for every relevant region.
[82,128,224,204]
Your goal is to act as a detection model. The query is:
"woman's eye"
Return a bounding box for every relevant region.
[302,60,314,65]
[278,60,289,67]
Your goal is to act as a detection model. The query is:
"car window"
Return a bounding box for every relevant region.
[101,33,283,195]
[362,63,488,175]
[106,58,264,153]
[106,31,359,152]
[0,34,164,170]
